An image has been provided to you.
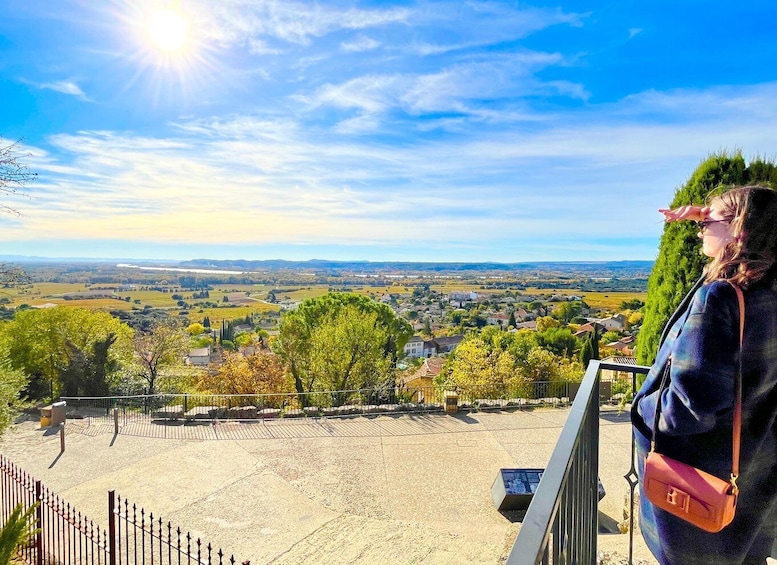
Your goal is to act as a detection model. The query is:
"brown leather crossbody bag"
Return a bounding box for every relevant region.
[643,282,744,533]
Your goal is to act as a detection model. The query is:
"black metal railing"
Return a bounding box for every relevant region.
[0,455,247,565]
[503,360,649,565]
[60,380,622,427]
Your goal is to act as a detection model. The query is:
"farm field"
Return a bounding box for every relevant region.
[525,288,647,311]
[4,280,646,319]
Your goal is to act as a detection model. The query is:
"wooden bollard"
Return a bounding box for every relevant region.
[113,408,119,435]
[59,422,65,453]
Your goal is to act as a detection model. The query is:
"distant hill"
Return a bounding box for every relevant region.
[179,258,654,277]
[2,255,654,281]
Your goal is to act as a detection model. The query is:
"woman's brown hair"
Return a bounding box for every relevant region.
[704,185,777,288]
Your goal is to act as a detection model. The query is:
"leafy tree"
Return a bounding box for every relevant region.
[628,311,644,327]
[235,333,254,348]
[256,329,270,348]
[506,329,539,362]
[440,328,581,398]
[59,334,118,396]
[192,336,212,348]
[521,348,558,381]
[508,311,517,328]
[528,300,544,312]
[638,153,776,365]
[579,336,595,368]
[601,330,621,345]
[465,313,486,329]
[1,307,132,399]
[133,325,188,394]
[273,293,412,401]
[203,316,211,328]
[552,301,582,323]
[220,319,235,342]
[442,337,528,399]
[198,350,290,396]
[535,316,559,332]
[535,327,578,358]
[620,298,645,310]
[307,306,395,404]
[0,351,26,436]
[448,310,464,325]
[187,322,205,336]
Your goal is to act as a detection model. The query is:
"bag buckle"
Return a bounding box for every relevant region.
[666,487,691,512]
[730,473,739,496]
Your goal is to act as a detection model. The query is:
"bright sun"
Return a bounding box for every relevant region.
[147,9,188,52]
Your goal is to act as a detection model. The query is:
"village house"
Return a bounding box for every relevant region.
[403,335,425,358]
[403,335,464,359]
[605,335,634,355]
[448,291,477,307]
[187,346,212,366]
[432,335,464,354]
[598,313,626,331]
[399,357,445,403]
[514,307,531,321]
[486,312,511,327]
[573,320,609,339]
[599,355,638,382]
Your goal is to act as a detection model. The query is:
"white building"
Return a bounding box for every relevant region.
[403,335,425,358]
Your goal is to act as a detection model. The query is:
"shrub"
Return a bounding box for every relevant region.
[0,502,39,565]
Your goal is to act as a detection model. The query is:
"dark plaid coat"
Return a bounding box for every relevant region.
[632,279,777,564]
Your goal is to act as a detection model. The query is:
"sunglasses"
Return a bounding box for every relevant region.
[697,219,729,231]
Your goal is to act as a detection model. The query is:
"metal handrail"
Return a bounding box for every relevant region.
[504,360,650,565]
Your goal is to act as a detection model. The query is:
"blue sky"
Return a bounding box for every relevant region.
[1,1,776,263]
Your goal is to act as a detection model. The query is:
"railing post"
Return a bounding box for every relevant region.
[108,490,116,565]
[34,480,43,565]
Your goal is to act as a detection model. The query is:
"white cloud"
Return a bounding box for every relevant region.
[297,51,582,129]
[405,2,584,56]
[32,80,90,101]
[195,0,409,47]
[6,81,774,253]
[628,28,643,40]
[341,35,380,53]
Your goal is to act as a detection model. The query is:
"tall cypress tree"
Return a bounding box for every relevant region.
[579,334,594,367]
[637,153,776,366]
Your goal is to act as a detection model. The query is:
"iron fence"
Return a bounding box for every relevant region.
[0,455,247,565]
[60,379,623,426]
[503,360,649,565]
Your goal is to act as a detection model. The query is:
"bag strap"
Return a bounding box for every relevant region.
[650,281,744,494]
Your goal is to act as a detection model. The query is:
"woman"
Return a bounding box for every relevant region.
[632,185,777,564]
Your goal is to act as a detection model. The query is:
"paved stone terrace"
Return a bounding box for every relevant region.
[1,408,656,564]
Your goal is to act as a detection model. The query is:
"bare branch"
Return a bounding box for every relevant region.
[1,138,37,216]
